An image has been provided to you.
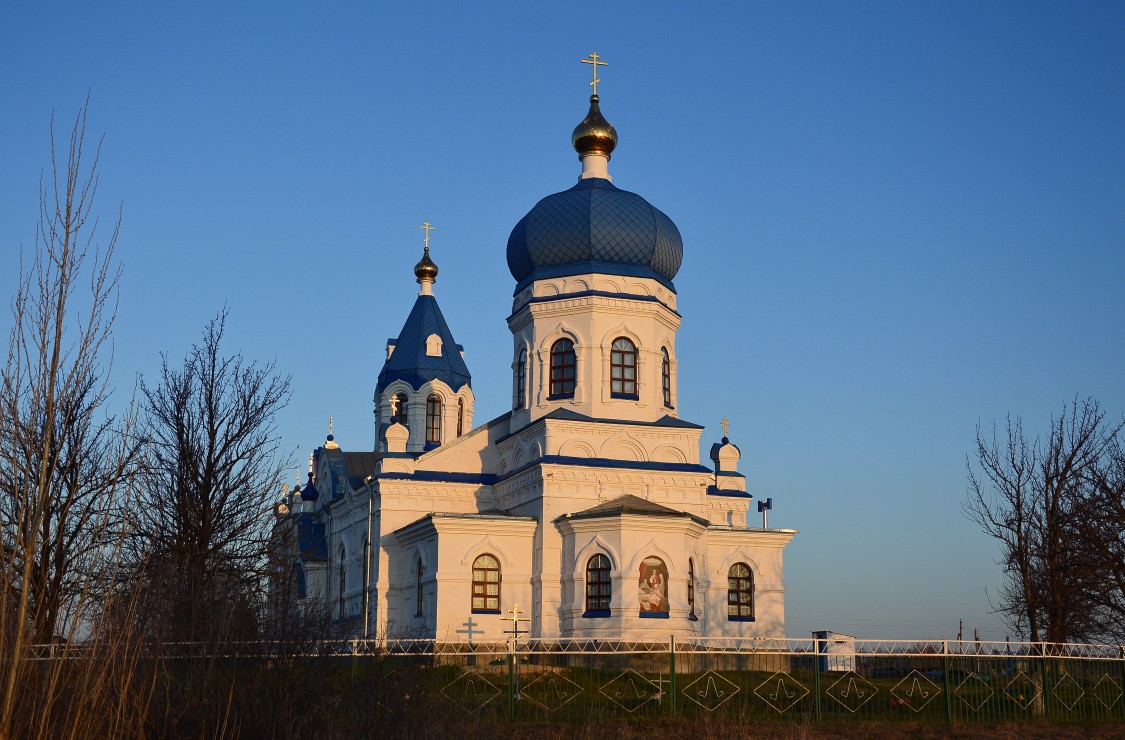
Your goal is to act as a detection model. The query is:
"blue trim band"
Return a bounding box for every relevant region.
[707,486,752,498]
[513,262,678,295]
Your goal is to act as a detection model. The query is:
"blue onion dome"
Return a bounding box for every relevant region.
[301,472,318,502]
[506,178,683,289]
[507,94,683,290]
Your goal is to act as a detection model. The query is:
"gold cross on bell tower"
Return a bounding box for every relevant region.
[419,221,436,249]
[581,51,607,96]
[721,417,730,437]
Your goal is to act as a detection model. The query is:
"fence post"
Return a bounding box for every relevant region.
[1038,642,1050,720]
[508,638,516,720]
[942,640,952,725]
[813,635,822,722]
[669,634,677,717]
[1118,645,1125,721]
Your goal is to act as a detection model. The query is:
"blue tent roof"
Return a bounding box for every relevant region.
[376,293,472,394]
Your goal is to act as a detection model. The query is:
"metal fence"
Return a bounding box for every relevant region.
[24,637,1125,725]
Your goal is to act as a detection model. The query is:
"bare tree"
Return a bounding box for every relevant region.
[1078,433,1125,642]
[130,309,290,643]
[965,397,1123,643]
[0,99,141,738]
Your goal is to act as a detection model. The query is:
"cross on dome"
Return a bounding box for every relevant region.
[419,221,436,249]
[581,51,607,96]
[414,221,439,292]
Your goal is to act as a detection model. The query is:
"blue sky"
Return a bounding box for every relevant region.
[3,1,1123,640]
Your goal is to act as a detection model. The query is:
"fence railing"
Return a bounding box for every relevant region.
[22,636,1125,724]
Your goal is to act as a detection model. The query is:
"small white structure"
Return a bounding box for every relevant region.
[275,72,798,643]
[813,631,857,672]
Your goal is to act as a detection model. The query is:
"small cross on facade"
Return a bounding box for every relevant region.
[455,615,481,644]
[581,51,607,96]
[419,221,436,249]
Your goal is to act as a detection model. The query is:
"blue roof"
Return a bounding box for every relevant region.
[375,293,472,394]
[507,177,683,290]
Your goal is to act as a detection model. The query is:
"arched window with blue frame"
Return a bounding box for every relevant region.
[550,339,576,398]
[584,554,611,616]
[610,337,637,397]
[727,562,754,621]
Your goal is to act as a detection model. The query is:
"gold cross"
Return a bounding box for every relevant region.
[721,417,730,437]
[581,51,607,96]
[419,221,436,249]
[502,603,530,623]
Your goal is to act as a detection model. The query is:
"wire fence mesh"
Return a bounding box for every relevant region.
[22,637,1125,726]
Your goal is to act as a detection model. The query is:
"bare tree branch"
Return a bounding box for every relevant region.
[964,397,1124,643]
[0,96,139,737]
[129,309,291,643]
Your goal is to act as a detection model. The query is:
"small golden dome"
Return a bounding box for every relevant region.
[414,246,438,284]
[572,95,618,159]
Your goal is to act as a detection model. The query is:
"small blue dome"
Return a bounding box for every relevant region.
[301,472,318,502]
[506,178,683,289]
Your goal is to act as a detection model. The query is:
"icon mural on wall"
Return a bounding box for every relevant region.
[638,556,668,613]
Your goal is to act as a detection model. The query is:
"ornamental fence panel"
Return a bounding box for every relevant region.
[21,637,1125,726]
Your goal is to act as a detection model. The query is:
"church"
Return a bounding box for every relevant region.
[274,57,797,642]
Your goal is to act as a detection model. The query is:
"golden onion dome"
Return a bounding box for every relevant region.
[572,95,618,159]
[414,245,438,283]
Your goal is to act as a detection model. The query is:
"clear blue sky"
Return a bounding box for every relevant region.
[3,1,1123,641]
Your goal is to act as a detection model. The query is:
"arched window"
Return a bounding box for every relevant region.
[727,562,754,621]
[638,556,669,615]
[610,337,637,397]
[392,393,409,426]
[514,348,527,409]
[426,394,442,446]
[338,546,347,617]
[457,398,465,437]
[585,554,611,615]
[471,554,501,612]
[688,558,696,617]
[415,560,424,617]
[549,339,576,398]
[661,347,672,408]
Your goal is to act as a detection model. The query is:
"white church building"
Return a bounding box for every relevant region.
[275,65,797,642]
